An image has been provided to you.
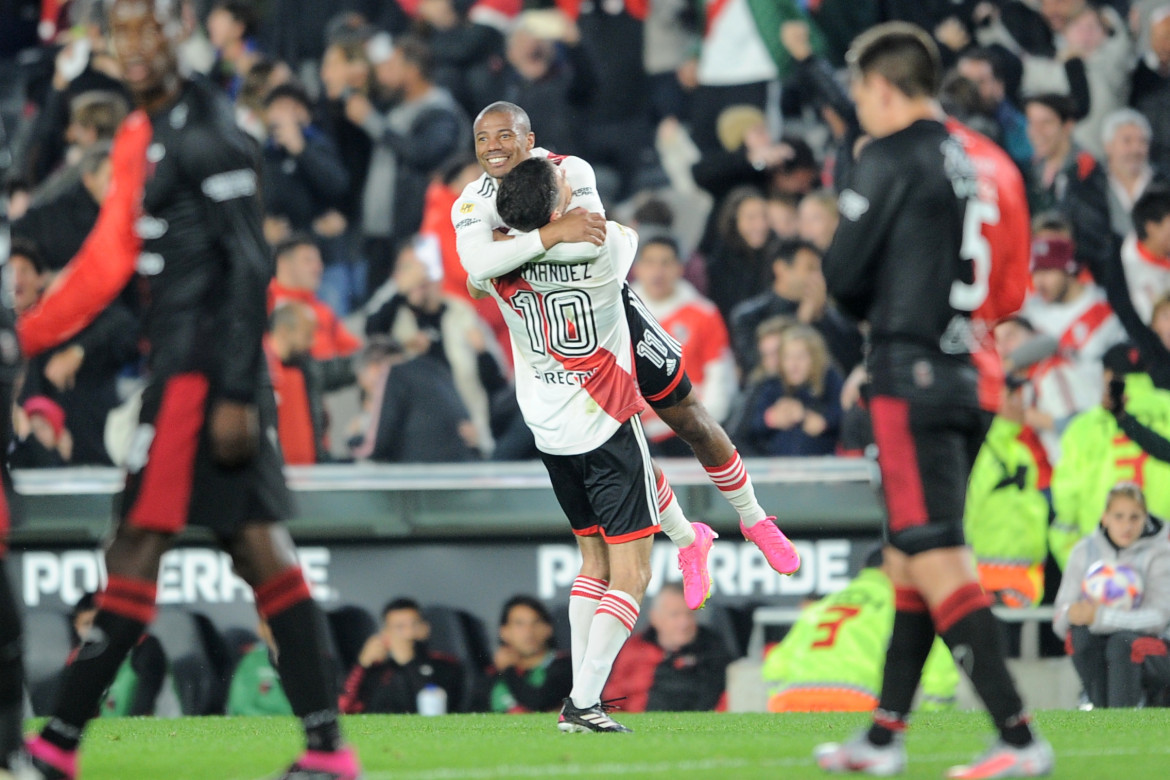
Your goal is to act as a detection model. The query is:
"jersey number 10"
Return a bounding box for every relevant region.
[510,289,600,357]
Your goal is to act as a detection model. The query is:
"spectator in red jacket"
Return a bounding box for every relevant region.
[267,233,362,361]
[602,584,732,712]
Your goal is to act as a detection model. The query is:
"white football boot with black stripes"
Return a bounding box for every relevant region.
[557,699,633,733]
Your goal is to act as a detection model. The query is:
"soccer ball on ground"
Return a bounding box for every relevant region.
[1081,561,1143,609]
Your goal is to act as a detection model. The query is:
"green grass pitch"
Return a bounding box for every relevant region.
[42,709,1170,779]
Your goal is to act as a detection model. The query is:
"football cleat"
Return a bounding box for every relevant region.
[557,698,633,733]
[945,737,1054,779]
[23,737,75,780]
[677,522,718,610]
[741,517,801,574]
[276,746,362,780]
[814,730,907,776]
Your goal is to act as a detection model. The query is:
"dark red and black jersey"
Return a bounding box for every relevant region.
[824,119,1005,409]
[18,77,271,403]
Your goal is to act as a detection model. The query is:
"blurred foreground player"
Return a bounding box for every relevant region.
[17,2,359,777]
[0,306,30,779]
[470,157,652,732]
[814,23,1053,777]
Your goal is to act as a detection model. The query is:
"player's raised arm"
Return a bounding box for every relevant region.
[188,125,270,403]
[822,148,904,322]
[16,114,150,358]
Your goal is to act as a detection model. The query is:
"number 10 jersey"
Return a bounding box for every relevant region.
[474,223,645,456]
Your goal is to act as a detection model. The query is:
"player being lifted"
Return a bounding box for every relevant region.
[455,102,801,613]
[474,156,653,732]
[813,24,1053,778]
[18,2,359,778]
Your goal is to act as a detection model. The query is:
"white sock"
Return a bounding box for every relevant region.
[569,575,608,675]
[655,471,696,548]
[704,451,767,526]
[570,590,640,709]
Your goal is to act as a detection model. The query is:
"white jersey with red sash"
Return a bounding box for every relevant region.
[1023,284,1126,461]
[1120,233,1170,324]
[471,223,644,456]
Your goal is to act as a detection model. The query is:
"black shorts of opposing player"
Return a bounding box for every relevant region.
[622,286,692,409]
[540,418,661,543]
[869,397,992,556]
[119,371,291,539]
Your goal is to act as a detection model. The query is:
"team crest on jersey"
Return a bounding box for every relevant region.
[460,202,475,214]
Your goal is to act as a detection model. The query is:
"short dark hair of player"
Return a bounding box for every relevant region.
[638,235,681,261]
[770,238,822,267]
[273,232,318,263]
[1133,185,1170,242]
[497,157,559,233]
[382,597,423,620]
[474,101,531,135]
[1023,93,1077,124]
[7,237,47,274]
[396,36,435,82]
[211,0,260,39]
[499,595,554,628]
[846,22,941,99]
[264,82,313,112]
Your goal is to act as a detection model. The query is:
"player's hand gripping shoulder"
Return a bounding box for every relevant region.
[542,207,606,248]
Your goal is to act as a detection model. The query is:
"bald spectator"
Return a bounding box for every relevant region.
[601,584,732,712]
[264,302,323,465]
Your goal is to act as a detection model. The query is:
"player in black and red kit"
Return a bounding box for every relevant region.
[18,2,359,778]
[0,306,28,778]
[813,24,1053,778]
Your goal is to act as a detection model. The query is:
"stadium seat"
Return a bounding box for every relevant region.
[328,605,377,673]
[422,605,492,713]
[152,609,230,715]
[23,610,73,716]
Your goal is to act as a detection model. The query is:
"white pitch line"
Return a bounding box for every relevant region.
[352,744,1170,780]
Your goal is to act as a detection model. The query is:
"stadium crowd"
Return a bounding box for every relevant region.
[4,0,1170,721]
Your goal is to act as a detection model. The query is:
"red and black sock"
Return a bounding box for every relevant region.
[255,567,341,753]
[934,583,1033,747]
[0,559,24,768]
[868,587,934,746]
[42,574,158,753]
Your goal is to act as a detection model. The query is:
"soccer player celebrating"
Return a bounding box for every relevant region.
[813,24,1054,777]
[18,2,359,778]
[455,102,800,612]
[475,156,653,732]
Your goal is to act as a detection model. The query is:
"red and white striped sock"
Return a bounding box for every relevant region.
[570,589,640,709]
[704,450,767,526]
[569,575,608,675]
[656,471,696,548]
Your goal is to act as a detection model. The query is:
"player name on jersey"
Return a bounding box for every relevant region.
[518,261,595,283]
